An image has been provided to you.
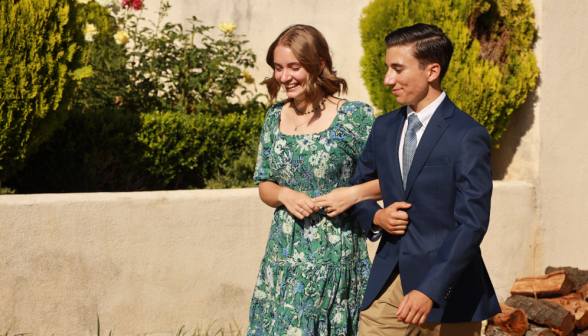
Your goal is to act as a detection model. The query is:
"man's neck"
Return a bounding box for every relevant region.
[409,85,443,113]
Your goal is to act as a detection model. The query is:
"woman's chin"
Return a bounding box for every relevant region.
[286,91,305,100]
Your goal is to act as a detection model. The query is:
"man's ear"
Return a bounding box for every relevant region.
[427,63,441,83]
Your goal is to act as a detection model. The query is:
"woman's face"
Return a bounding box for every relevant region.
[273,45,309,102]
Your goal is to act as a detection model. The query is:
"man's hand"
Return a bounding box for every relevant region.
[396,290,433,326]
[372,202,411,235]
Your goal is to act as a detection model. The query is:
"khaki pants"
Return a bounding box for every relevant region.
[358,272,481,336]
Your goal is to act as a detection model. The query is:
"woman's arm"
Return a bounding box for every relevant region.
[313,179,381,217]
[259,181,320,220]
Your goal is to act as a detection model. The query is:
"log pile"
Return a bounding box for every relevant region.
[486,267,588,336]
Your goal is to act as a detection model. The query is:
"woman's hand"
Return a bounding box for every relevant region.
[278,187,320,220]
[313,187,357,217]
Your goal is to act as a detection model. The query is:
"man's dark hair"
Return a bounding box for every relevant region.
[385,23,454,82]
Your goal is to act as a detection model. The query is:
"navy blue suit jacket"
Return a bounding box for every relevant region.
[349,96,501,323]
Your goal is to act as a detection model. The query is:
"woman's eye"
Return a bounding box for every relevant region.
[292,67,300,71]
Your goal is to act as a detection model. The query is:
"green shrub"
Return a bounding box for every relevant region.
[360,0,538,143]
[7,107,146,193]
[8,99,265,193]
[6,0,264,193]
[138,99,265,189]
[0,0,85,181]
[204,140,258,189]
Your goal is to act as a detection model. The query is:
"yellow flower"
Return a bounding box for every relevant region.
[219,22,236,34]
[84,23,98,42]
[114,30,130,45]
[242,70,255,84]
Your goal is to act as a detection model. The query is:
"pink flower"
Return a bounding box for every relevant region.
[122,0,142,10]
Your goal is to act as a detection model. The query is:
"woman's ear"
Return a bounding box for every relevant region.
[319,58,326,75]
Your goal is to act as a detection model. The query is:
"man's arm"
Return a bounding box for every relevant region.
[415,125,493,308]
[348,122,383,240]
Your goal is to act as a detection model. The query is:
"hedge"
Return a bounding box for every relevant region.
[360,0,539,143]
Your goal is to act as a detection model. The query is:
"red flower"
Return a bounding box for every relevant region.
[122,0,142,10]
[130,0,142,10]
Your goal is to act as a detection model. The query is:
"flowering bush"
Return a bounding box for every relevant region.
[6,0,265,192]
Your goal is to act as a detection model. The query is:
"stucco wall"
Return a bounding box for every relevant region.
[0,182,534,335]
[534,0,588,273]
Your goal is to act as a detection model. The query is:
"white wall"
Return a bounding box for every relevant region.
[0,182,534,335]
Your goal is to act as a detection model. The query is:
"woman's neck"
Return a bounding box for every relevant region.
[292,92,327,113]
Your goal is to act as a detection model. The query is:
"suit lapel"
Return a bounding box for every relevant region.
[387,107,406,197]
[403,97,455,199]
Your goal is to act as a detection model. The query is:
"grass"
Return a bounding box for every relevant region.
[1,317,244,336]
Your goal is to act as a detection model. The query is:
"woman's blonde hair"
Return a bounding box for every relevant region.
[264,25,348,110]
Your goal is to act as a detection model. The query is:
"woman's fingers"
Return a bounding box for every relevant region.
[306,199,320,212]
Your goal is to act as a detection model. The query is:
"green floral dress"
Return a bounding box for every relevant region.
[248,101,375,336]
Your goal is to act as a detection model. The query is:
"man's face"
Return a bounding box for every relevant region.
[384,44,432,107]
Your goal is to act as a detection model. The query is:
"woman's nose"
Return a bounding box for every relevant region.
[280,70,290,83]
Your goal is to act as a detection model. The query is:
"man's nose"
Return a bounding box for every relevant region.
[385,72,396,85]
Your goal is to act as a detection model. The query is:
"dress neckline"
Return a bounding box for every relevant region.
[277,100,350,137]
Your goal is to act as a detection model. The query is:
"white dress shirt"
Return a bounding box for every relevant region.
[398,91,446,175]
[371,91,446,235]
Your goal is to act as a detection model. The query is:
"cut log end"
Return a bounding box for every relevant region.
[511,271,574,298]
[492,303,529,336]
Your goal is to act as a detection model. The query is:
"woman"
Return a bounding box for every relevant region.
[248,25,380,335]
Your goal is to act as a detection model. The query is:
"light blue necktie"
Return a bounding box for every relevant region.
[402,113,423,190]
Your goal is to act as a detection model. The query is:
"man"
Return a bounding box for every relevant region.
[350,23,501,336]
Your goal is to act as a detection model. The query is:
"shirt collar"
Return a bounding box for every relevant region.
[406,91,446,127]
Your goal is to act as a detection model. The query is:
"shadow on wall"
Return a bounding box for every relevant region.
[491,74,541,180]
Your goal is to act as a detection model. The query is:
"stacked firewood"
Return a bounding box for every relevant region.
[486,267,588,336]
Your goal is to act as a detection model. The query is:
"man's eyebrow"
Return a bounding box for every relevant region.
[390,63,405,67]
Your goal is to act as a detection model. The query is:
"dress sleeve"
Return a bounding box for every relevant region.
[341,101,375,161]
[253,104,279,184]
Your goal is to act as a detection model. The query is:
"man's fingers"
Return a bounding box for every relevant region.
[410,311,422,325]
[396,297,407,317]
[397,202,412,210]
[403,307,416,325]
[418,311,429,326]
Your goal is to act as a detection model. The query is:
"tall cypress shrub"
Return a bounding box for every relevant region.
[360,0,539,143]
[0,0,85,181]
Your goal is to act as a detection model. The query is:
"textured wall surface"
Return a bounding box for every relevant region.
[0,183,534,335]
[534,0,588,274]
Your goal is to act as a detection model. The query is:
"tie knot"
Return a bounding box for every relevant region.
[407,113,422,132]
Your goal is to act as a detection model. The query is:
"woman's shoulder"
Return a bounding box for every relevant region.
[337,100,375,119]
[263,100,287,122]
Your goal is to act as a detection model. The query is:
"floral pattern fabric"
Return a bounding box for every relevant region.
[248,101,375,336]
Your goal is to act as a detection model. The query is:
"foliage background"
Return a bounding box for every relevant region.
[359,0,539,144]
[0,0,85,181]
[5,0,264,193]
